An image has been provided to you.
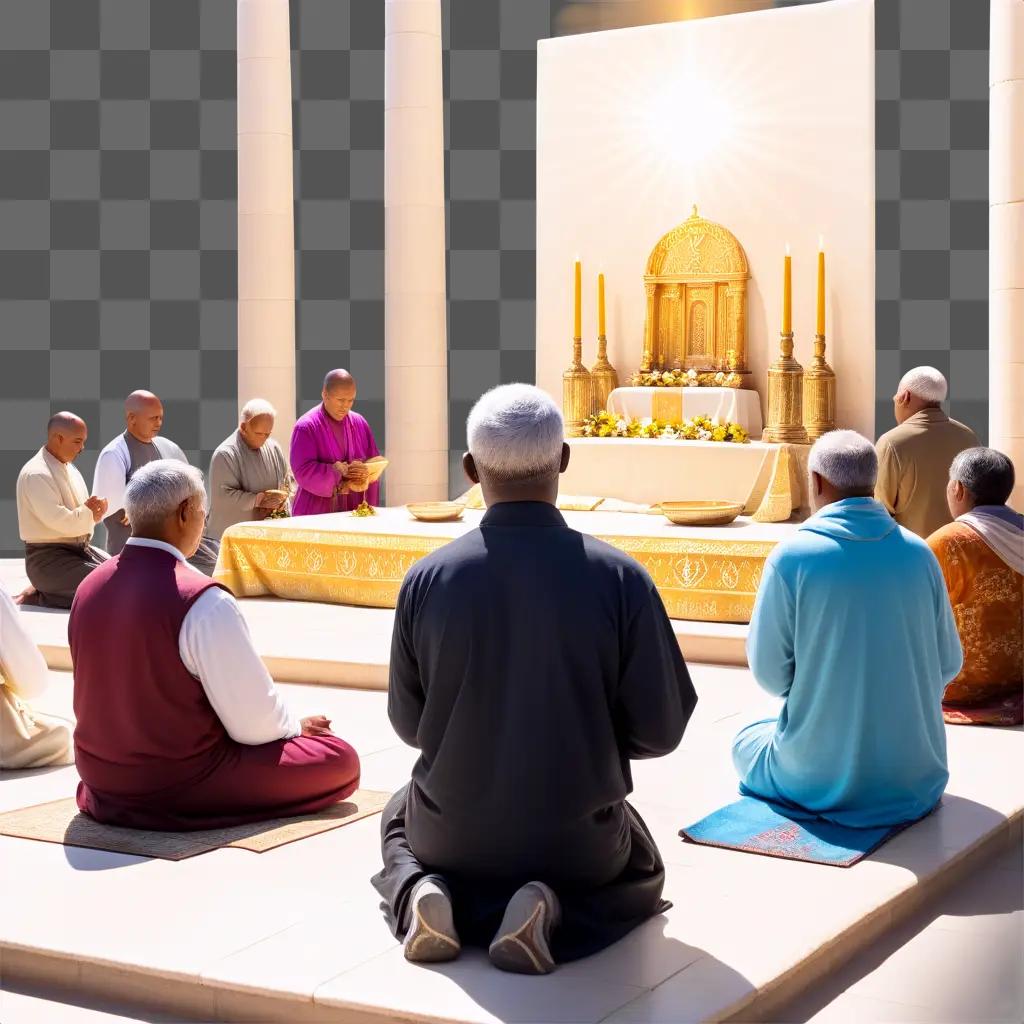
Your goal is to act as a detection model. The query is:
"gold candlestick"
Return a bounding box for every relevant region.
[563,336,594,437]
[763,331,808,444]
[804,333,837,440]
[591,335,618,411]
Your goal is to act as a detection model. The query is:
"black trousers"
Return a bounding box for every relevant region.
[188,536,220,577]
[371,783,670,963]
[24,543,108,609]
[104,518,219,578]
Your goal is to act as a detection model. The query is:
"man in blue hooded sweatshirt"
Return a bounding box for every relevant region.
[733,430,963,828]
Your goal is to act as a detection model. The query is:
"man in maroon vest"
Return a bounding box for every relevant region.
[70,460,360,830]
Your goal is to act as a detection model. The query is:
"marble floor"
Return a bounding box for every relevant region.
[1,662,1020,1023]
[0,559,748,681]
[4,841,1019,1023]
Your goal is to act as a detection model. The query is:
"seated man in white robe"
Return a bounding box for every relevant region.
[93,390,219,575]
[206,398,292,541]
[0,585,73,769]
[15,412,109,608]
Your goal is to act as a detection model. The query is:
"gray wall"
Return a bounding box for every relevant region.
[0,0,990,554]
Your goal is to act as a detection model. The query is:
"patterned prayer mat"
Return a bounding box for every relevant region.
[943,693,1024,727]
[0,790,391,861]
[680,797,917,868]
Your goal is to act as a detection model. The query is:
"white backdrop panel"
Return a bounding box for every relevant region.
[536,0,875,437]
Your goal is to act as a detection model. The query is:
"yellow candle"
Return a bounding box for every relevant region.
[598,272,606,337]
[782,245,792,334]
[574,259,582,339]
[816,237,825,336]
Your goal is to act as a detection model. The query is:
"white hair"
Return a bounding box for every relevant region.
[125,461,207,530]
[466,384,564,482]
[240,398,276,422]
[950,447,1016,506]
[897,366,947,403]
[808,430,878,491]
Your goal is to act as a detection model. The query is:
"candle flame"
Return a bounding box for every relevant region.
[785,243,790,256]
[819,234,825,251]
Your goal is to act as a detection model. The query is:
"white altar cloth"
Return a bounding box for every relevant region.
[606,387,763,435]
[560,437,808,514]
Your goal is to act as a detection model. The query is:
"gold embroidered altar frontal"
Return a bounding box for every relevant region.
[215,509,795,623]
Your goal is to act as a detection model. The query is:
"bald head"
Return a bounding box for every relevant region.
[125,390,161,415]
[321,369,357,422]
[125,390,164,442]
[45,411,88,464]
[48,411,85,437]
[323,369,354,392]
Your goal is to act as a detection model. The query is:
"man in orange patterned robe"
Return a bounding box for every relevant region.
[928,448,1023,726]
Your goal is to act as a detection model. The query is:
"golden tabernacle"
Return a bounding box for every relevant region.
[640,206,750,377]
[215,508,795,624]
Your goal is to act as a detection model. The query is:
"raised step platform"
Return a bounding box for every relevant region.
[0,560,748,685]
[2,667,1021,1023]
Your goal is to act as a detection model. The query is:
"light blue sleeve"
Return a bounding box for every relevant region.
[929,556,963,686]
[746,559,796,699]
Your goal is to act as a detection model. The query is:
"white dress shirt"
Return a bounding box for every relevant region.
[0,586,50,701]
[93,434,187,516]
[125,538,301,744]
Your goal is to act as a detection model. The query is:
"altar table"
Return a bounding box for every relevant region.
[606,387,763,436]
[215,508,796,624]
[559,438,809,520]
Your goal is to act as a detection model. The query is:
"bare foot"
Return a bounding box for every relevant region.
[14,585,39,606]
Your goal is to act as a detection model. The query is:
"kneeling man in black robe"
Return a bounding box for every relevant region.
[372,383,697,974]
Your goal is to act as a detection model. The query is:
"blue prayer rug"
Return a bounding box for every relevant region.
[679,797,919,868]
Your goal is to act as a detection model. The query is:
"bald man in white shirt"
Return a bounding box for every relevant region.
[15,412,109,608]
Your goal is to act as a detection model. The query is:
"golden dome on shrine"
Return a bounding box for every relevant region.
[644,206,749,282]
[639,206,750,374]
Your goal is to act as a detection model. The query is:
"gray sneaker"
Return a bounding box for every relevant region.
[488,881,561,975]
[403,878,461,963]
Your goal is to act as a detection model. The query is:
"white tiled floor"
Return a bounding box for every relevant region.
[778,843,1024,1023]
[0,559,748,684]
[0,989,178,1024]
[7,843,1019,1024]
[2,665,1021,1023]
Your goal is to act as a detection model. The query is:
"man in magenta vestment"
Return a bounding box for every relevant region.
[290,369,381,515]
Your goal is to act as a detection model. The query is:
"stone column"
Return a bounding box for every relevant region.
[990,0,1024,506]
[385,0,448,504]
[234,1,294,448]
[236,0,296,447]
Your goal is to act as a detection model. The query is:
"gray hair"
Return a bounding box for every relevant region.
[897,366,947,403]
[125,461,207,530]
[466,384,564,482]
[240,398,277,423]
[950,447,1015,506]
[808,430,878,491]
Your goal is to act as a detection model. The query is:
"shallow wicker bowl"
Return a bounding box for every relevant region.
[661,500,744,527]
[363,456,388,484]
[406,501,465,523]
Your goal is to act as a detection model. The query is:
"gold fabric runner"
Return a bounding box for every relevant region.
[651,391,684,423]
[216,511,788,623]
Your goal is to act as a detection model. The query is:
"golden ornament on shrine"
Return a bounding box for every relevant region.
[640,206,750,379]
